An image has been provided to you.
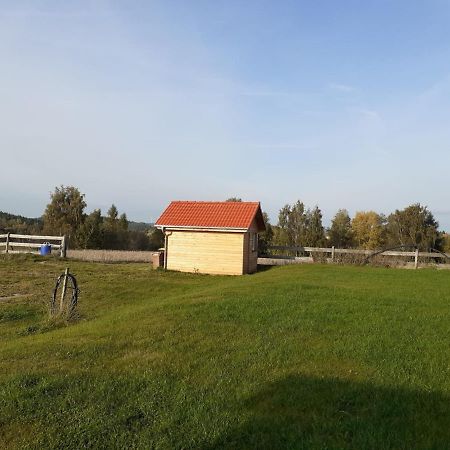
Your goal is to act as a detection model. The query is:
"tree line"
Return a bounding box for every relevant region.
[2,189,449,252]
[260,200,450,253]
[1,186,164,251]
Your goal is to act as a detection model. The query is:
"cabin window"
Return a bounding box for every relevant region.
[250,233,258,252]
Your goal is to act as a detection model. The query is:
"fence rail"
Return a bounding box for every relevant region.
[0,233,66,257]
[263,245,450,269]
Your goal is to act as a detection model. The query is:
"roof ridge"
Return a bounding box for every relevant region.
[170,200,260,204]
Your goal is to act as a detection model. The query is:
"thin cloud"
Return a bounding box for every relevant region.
[239,90,298,97]
[251,143,318,151]
[328,83,357,93]
[355,108,381,119]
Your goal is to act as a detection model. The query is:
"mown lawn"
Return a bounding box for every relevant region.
[0,256,449,449]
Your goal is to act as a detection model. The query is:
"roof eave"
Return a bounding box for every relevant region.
[155,224,250,233]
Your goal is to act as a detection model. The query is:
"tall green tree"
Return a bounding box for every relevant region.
[304,206,326,247]
[43,185,86,247]
[289,201,307,245]
[102,204,120,249]
[276,201,307,246]
[276,204,293,245]
[119,213,128,231]
[76,209,103,249]
[117,213,129,249]
[105,204,119,230]
[329,209,353,248]
[275,201,326,247]
[386,204,440,251]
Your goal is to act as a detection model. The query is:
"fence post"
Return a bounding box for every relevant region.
[5,232,10,254]
[414,248,419,269]
[331,245,335,262]
[60,235,67,258]
[60,267,69,310]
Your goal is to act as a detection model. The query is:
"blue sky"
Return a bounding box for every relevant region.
[1,1,450,229]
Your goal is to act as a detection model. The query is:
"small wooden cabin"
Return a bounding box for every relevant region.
[155,201,266,275]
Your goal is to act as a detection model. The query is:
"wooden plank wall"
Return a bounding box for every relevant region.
[167,231,245,275]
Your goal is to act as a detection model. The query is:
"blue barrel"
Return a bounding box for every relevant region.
[39,243,52,255]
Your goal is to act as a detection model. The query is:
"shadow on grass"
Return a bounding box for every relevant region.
[256,264,275,273]
[208,374,450,450]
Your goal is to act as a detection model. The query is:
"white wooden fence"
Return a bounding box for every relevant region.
[260,245,450,269]
[0,233,67,257]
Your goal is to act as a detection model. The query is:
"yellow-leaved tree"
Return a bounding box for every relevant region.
[351,211,386,250]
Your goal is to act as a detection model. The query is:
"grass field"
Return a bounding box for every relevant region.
[0,256,449,449]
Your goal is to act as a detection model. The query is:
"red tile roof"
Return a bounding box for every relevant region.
[155,201,265,231]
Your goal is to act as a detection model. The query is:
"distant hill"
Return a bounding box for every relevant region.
[128,221,155,232]
[0,211,42,224]
[0,211,42,234]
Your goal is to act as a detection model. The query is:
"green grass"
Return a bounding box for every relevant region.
[0,256,449,449]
